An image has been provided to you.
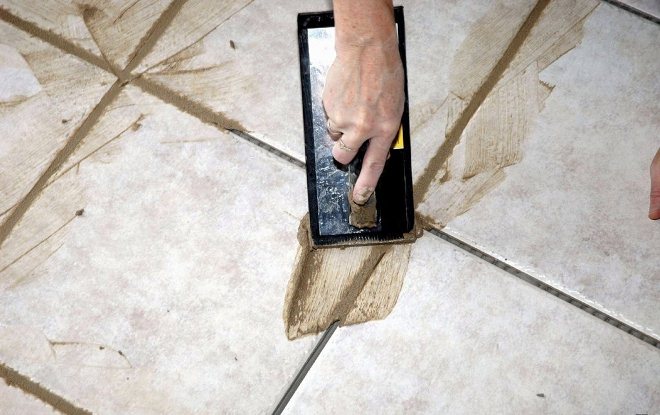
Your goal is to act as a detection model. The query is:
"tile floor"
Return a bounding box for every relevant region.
[1,378,56,415]
[0,0,658,414]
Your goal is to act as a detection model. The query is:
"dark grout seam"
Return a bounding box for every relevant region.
[1,362,92,415]
[272,321,339,415]
[600,0,660,24]
[0,6,112,72]
[131,76,245,134]
[428,228,660,349]
[229,129,306,169]
[121,0,187,78]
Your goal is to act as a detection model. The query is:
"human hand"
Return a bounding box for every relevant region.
[649,148,660,220]
[323,0,404,205]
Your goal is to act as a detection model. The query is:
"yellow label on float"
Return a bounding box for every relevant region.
[392,125,404,149]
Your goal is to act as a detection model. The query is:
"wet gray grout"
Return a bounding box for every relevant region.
[600,0,660,24]
[428,229,660,349]
[0,2,658,413]
[272,321,339,415]
[229,129,306,169]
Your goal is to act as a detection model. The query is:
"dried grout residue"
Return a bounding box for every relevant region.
[414,0,598,228]
[134,0,256,72]
[80,0,191,77]
[283,215,411,340]
[0,87,149,289]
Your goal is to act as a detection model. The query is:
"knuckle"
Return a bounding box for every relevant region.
[379,120,400,137]
[354,111,374,136]
[363,158,385,174]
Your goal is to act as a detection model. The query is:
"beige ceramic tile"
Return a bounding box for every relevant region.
[0,85,318,414]
[284,235,660,414]
[423,5,660,336]
[0,380,56,415]
[0,20,114,218]
[0,0,174,71]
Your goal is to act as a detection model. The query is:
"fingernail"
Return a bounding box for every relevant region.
[650,208,660,220]
[353,187,374,205]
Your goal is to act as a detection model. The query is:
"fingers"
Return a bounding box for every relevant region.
[649,148,660,220]
[352,136,391,204]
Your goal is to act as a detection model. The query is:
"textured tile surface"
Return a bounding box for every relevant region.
[434,4,660,336]
[0,380,56,415]
[0,19,114,216]
[141,0,329,160]
[284,235,660,414]
[1,0,658,413]
[618,0,660,17]
[0,0,173,71]
[0,86,317,414]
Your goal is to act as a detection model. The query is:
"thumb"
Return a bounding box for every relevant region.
[650,148,660,220]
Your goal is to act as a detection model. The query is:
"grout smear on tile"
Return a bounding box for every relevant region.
[135,0,255,72]
[283,215,411,340]
[416,0,598,228]
[78,0,172,72]
[0,89,147,290]
[142,41,253,112]
[0,0,101,58]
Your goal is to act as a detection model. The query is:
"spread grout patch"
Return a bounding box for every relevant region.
[414,0,599,227]
[283,215,411,340]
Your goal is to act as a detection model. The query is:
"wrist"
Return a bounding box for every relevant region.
[333,0,396,50]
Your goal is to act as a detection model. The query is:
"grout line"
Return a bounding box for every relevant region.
[122,0,187,77]
[0,6,112,72]
[0,81,123,250]
[412,0,551,206]
[1,362,92,415]
[600,0,660,24]
[272,321,339,415]
[428,228,660,349]
[131,76,246,131]
[229,129,306,169]
[138,0,257,75]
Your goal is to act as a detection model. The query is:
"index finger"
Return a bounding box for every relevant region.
[352,136,391,204]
